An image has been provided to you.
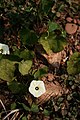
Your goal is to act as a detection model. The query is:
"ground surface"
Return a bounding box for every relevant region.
[0,0,80,120]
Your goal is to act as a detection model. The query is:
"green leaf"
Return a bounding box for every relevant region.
[0,59,15,81]
[48,21,59,32]
[34,66,48,79]
[13,47,34,60]
[8,81,27,94]
[43,109,51,116]
[67,52,80,75]
[8,13,21,26]
[19,60,32,75]
[5,55,20,62]
[11,102,16,110]
[28,30,38,45]
[31,104,39,113]
[41,0,53,14]
[20,28,38,46]
[20,28,29,45]
[21,116,27,120]
[21,103,30,111]
[39,34,53,54]
[12,46,21,57]
[20,49,34,60]
[0,54,3,60]
[8,81,21,94]
[39,33,67,53]
[48,33,67,52]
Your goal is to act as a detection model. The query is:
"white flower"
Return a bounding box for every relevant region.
[0,43,10,55]
[29,80,46,98]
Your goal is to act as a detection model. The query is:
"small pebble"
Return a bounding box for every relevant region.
[77,19,80,25]
[66,17,73,22]
[73,19,77,24]
[56,12,61,17]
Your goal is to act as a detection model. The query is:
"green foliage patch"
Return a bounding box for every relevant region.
[48,21,60,32]
[19,60,32,75]
[20,28,38,46]
[34,66,48,79]
[0,0,79,119]
[0,59,16,82]
[67,52,80,75]
[39,32,67,53]
[8,81,27,94]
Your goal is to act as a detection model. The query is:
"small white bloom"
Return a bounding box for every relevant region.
[29,80,46,98]
[0,43,10,55]
[63,56,68,62]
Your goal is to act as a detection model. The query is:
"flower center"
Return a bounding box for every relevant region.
[35,86,39,90]
[0,49,3,53]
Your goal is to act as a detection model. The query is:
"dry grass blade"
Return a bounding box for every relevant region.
[0,99,9,120]
[3,109,20,120]
[0,99,6,113]
[10,111,20,120]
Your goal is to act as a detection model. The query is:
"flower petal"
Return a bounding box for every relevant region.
[0,43,10,55]
[29,80,46,98]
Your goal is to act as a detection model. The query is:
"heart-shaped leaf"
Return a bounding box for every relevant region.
[8,81,27,94]
[20,49,34,60]
[11,102,16,110]
[39,35,53,54]
[13,47,34,60]
[41,0,53,14]
[0,59,16,82]
[67,52,80,75]
[19,60,32,75]
[48,21,60,32]
[39,33,67,53]
[43,109,51,116]
[31,104,39,113]
[18,103,30,111]
[20,28,38,46]
[48,33,67,52]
